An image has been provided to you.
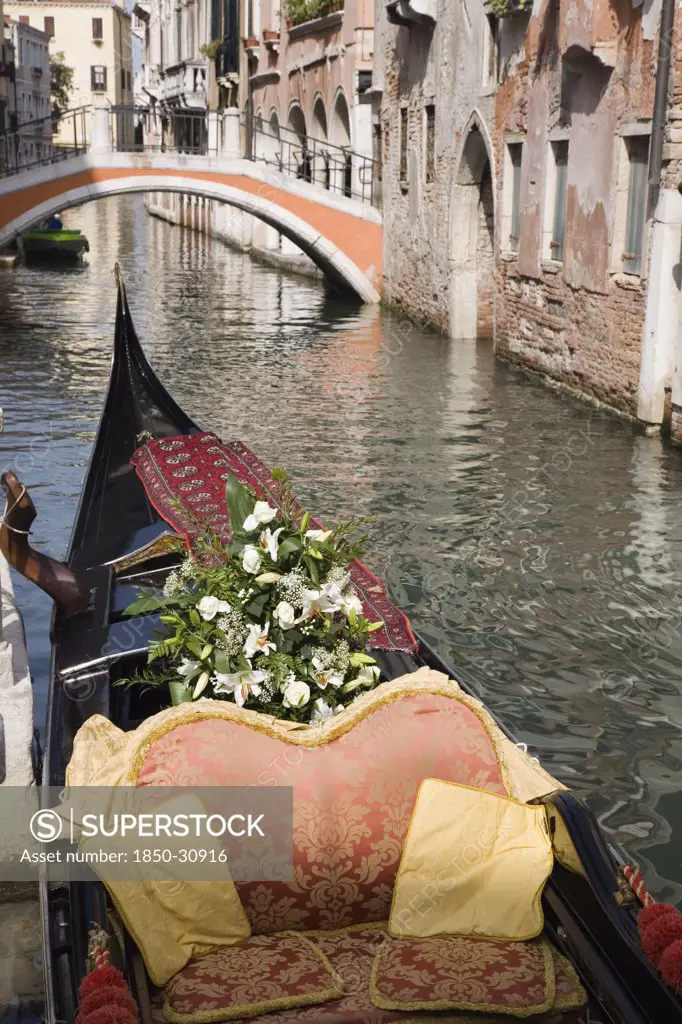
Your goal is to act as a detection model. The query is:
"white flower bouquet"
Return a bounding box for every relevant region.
[121,471,384,723]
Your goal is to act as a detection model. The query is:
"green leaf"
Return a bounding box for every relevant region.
[213,650,233,674]
[366,620,384,632]
[186,639,204,659]
[123,594,168,616]
[277,536,302,559]
[349,652,377,667]
[246,593,268,619]
[225,474,256,536]
[304,555,319,588]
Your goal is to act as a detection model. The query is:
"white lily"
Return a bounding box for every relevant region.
[242,545,262,575]
[311,697,334,722]
[274,600,296,630]
[258,526,284,562]
[341,593,363,618]
[282,679,311,708]
[244,622,277,659]
[305,529,333,544]
[311,656,344,690]
[243,501,277,532]
[212,668,265,706]
[343,664,380,694]
[311,698,345,721]
[197,595,231,621]
[300,582,344,619]
[177,658,201,678]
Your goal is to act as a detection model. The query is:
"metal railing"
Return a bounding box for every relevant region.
[0,103,378,207]
[108,106,220,156]
[247,114,377,206]
[0,106,89,178]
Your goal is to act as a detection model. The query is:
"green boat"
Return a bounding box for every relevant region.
[21,227,89,262]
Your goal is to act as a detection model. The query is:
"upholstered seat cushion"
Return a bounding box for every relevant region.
[160,927,587,1024]
[163,932,343,1023]
[371,934,555,1016]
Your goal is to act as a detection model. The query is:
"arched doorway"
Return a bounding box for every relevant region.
[311,96,330,188]
[286,103,311,182]
[330,90,352,197]
[449,122,495,340]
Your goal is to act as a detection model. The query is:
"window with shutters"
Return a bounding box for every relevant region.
[92,18,103,41]
[544,140,568,261]
[44,16,54,37]
[623,135,649,275]
[91,65,107,92]
[506,142,523,252]
[424,104,435,184]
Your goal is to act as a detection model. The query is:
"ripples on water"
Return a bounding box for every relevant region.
[1,196,682,901]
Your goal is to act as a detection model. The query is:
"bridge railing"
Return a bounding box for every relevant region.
[246,114,377,207]
[108,107,222,157]
[0,107,90,179]
[0,104,379,208]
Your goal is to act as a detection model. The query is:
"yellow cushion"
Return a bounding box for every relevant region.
[388,779,553,942]
[80,793,251,986]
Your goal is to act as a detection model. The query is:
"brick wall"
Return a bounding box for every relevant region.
[493,0,658,417]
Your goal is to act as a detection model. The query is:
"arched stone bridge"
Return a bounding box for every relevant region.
[0,120,382,302]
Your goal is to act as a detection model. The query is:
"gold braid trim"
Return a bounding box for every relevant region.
[125,669,515,796]
[369,935,556,1018]
[162,933,344,1024]
[551,948,588,1011]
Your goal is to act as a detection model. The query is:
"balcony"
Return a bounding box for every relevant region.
[142,63,161,99]
[386,0,436,26]
[160,60,208,110]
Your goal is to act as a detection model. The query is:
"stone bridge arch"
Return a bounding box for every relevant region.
[0,159,382,302]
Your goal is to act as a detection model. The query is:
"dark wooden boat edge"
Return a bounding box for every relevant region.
[6,268,676,1023]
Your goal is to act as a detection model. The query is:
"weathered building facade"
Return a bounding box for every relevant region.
[377,0,682,432]
[495,0,662,420]
[375,0,498,337]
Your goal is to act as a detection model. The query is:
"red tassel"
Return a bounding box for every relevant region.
[641,912,682,967]
[659,939,682,993]
[78,966,127,1000]
[77,962,139,1024]
[638,903,678,933]
[77,985,139,1021]
[77,1008,138,1024]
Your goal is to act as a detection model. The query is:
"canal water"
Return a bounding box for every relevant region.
[2,195,682,933]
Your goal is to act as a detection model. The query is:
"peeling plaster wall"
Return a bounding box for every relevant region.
[495,0,659,416]
[377,0,496,332]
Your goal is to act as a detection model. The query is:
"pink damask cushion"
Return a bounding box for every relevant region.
[136,689,507,933]
[163,932,343,1022]
[370,934,555,1016]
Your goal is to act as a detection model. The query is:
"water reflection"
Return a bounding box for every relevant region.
[1,196,682,904]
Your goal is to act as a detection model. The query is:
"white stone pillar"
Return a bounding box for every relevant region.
[638,188,682,427]
[90,103,112,153]
[221,108,242,160]
[208,112,219,155]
